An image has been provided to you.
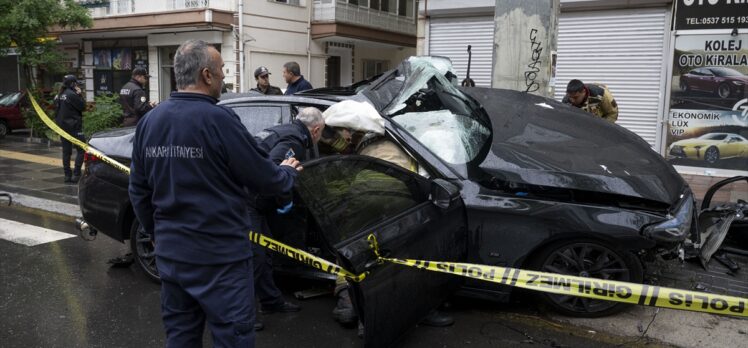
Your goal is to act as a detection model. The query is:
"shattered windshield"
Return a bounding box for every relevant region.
[386,59,491,165]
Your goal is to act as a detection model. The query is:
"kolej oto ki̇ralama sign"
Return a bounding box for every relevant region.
[667,32,748,170]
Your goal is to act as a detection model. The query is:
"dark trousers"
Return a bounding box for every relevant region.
[61,132,85,177]
[156,257,256,348]
[248,207,283,308]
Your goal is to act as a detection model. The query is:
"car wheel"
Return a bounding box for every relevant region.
[680,79,689,92]
[717,83,732,99]
[529,240,643,317]
[0,120,8,137]
[129,218,160,283]
[704,147,720,164]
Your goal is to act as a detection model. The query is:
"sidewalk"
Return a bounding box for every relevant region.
[0,134,746,348]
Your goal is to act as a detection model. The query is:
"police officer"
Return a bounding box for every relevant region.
[562,79,618,123]
[250,66,282,95]
[128,39,302,348]
[119,68,154,127]
[54,75,86,183]
[250,107,324,318]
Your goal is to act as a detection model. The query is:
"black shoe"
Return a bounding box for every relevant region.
[332,289,357,326]
[64,176,73,183]
[71,175,80,183]
[419,309,454,327]
[260,301,301,314]
[254,322,264,331]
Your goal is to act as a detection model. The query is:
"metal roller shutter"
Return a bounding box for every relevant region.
[429,17,495,88]
[553,8,669,148]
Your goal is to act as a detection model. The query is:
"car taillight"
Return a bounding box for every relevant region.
[83,152,99,164]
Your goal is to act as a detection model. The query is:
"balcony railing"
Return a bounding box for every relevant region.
[80,0,235,18]
[313,0,416,36]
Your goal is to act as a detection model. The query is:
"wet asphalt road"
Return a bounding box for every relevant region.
[0,207,657,348]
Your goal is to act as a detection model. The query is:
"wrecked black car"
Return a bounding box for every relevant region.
[78,57,695,347]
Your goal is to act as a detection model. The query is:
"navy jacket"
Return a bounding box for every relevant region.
[255,119,312,164]
[284,76,313,95]
[128,92,298,265]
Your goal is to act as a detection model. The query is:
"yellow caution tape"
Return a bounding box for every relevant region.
[367,234,748,318]
[31,91,748,318]
[28,93,131,174]
[250,231,366,282]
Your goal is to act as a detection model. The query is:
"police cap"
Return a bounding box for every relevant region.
[254,66,270,79]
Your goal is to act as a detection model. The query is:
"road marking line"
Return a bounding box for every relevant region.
[0,218,75,246]
[0,149,61,167]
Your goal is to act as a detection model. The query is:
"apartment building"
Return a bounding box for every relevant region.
[26,0,415,102]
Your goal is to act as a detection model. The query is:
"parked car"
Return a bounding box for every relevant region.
[0,91,28,136]
[680,67,748,99]
[668,132,748,164]
[78,57,694,347]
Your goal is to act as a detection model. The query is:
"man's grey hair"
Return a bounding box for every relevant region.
[174,40,214,89]
[283,61,301,77]
[297,107,324,128]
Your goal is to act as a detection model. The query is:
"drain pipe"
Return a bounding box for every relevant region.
[239,0,245,92]
[306,0,312,78]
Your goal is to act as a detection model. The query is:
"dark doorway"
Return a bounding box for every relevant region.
[326,56,341,88]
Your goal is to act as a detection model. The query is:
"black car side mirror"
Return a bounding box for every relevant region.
[431,179,461,210]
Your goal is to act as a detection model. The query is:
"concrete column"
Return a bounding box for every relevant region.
[492,0,559,98]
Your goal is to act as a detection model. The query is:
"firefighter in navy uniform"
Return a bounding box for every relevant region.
[54,75,86,183]
[128,40,302,348]
[119,68,155,127]
[249,107,324,320]
[562,79,619,123]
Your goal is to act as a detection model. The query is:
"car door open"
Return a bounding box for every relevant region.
[295,155,468,348]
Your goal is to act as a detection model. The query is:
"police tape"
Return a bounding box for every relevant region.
[28,94,131,174]
[366,234,748,318]
[249,231,366,282]
[30,92,748,318]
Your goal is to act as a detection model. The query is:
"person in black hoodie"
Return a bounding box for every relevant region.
[54,75,86,183]
[128,39,302,348]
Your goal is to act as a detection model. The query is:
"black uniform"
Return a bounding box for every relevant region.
[119,79,153,126]
[250,119,311,310]
[250,84,282,95]
[54,87,86,179]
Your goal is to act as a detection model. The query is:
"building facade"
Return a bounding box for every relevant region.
[28,0,416,102]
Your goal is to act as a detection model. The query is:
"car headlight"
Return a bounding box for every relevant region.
[643,193,694,243]
[731,81,744,86]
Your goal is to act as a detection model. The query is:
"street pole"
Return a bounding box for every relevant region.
[492,0,559,98]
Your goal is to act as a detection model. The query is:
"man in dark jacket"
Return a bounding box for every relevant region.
[250,107,324,317]
[55,75,86,183]
[250,66,282,95]
[282,61,313,95]
[119,68,155,127]
[128,39,302,348]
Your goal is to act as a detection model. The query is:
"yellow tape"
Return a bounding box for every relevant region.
[250,231,367,282]
[367,234,748,318]
[28,93,131,174]
[34,91,747,318]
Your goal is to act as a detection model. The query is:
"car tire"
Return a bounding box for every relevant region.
[680,79,689,93]
[129,218,160,283]
[704,146,720,164]
[528,239,643,317]
[0,120,8,137]
[717,83,732,99]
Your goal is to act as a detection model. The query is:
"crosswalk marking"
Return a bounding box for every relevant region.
[0,218,76,246]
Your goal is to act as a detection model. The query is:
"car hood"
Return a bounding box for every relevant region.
[461,87,686,205]
[672,138,722,147]
[88,127,136,159]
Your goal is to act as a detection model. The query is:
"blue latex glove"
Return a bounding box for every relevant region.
[276,201,293,214]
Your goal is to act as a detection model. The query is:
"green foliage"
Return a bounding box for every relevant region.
[83,94,123,138]
[0,0,92,85]
[22,88,57,140]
